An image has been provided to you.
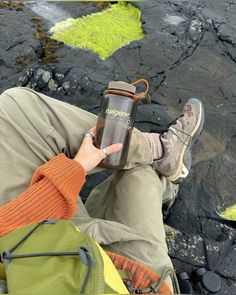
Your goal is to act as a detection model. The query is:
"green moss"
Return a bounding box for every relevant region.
[219,203,236,221]
[50,3,144,59]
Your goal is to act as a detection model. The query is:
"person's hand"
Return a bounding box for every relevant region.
[74,127,123,173]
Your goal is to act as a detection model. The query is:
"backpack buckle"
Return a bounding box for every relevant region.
[0,250,10,262]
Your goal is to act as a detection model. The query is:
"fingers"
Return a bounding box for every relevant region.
[83,127,96,143]
[83,134,93,145]
[83,125,123,159]
[89,126,96,133]
[103,143,123,156]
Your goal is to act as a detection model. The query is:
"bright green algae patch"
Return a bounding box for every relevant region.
[219,203,236,221]
[50,3,144,59]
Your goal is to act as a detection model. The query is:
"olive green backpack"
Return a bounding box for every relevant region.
[0,219,128,294]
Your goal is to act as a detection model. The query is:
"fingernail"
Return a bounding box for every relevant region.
[118,143,123,149]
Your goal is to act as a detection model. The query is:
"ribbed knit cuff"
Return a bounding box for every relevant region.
[0,154,86,237]
[30,154,86,215]
[0,179,69,237]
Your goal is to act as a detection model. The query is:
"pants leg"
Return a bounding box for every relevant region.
[0,87,175,289]
[0,87,94,203]
[83,166,174,288]
[0,87,151,204]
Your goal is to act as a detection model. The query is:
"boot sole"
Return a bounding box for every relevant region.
[167,98,205,183]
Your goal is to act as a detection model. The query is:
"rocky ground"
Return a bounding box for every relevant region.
[0,1,235,294]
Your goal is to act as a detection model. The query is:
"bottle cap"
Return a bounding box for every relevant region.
[108,81,136,94]
[202,271,222,293]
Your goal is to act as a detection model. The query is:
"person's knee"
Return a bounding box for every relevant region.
[0,87,42,116]
[1,87,33,99]
[1,87,42,110]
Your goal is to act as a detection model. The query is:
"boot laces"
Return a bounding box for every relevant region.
[151,114,191,146]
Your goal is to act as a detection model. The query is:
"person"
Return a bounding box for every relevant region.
[0,86,204,293]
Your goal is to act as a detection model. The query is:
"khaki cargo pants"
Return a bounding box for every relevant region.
[0,87,176,290]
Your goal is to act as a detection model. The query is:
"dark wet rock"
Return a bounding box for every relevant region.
[0,3,39,89]
[1,0,236,294]
[165,225,206,267]
[18,65,58,92]
[166,221,236,294]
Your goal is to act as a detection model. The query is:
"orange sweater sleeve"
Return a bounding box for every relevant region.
[0,154,86,237]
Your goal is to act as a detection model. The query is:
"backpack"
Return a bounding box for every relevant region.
[0,219,128,294]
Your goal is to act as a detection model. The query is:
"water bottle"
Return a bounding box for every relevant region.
[95,79,149,169]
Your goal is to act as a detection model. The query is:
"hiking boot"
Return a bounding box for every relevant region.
[153,98,204,183]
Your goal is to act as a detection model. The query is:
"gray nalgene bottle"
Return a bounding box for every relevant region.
[95,79,149,169]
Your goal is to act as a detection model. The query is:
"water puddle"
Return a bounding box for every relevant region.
[23,0,70,24]
[164,15,185,25]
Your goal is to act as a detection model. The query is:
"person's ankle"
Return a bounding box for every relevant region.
[142,132,163,160]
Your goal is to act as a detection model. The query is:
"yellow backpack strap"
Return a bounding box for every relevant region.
[96,245,128,294]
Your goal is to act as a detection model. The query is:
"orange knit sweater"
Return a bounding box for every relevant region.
[0,154,86,237]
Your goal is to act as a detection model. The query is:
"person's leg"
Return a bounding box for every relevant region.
[0,86,174,287]
[0,88,171,282]
[83,98,204,291]
[0,87,93,203]
[84,165,175,290]
[0,87,151,204]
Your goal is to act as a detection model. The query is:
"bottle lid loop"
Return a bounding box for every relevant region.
[131,78,149,99]
[105,79,149,100]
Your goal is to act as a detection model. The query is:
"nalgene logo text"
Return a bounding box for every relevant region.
[105,108,130,118]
